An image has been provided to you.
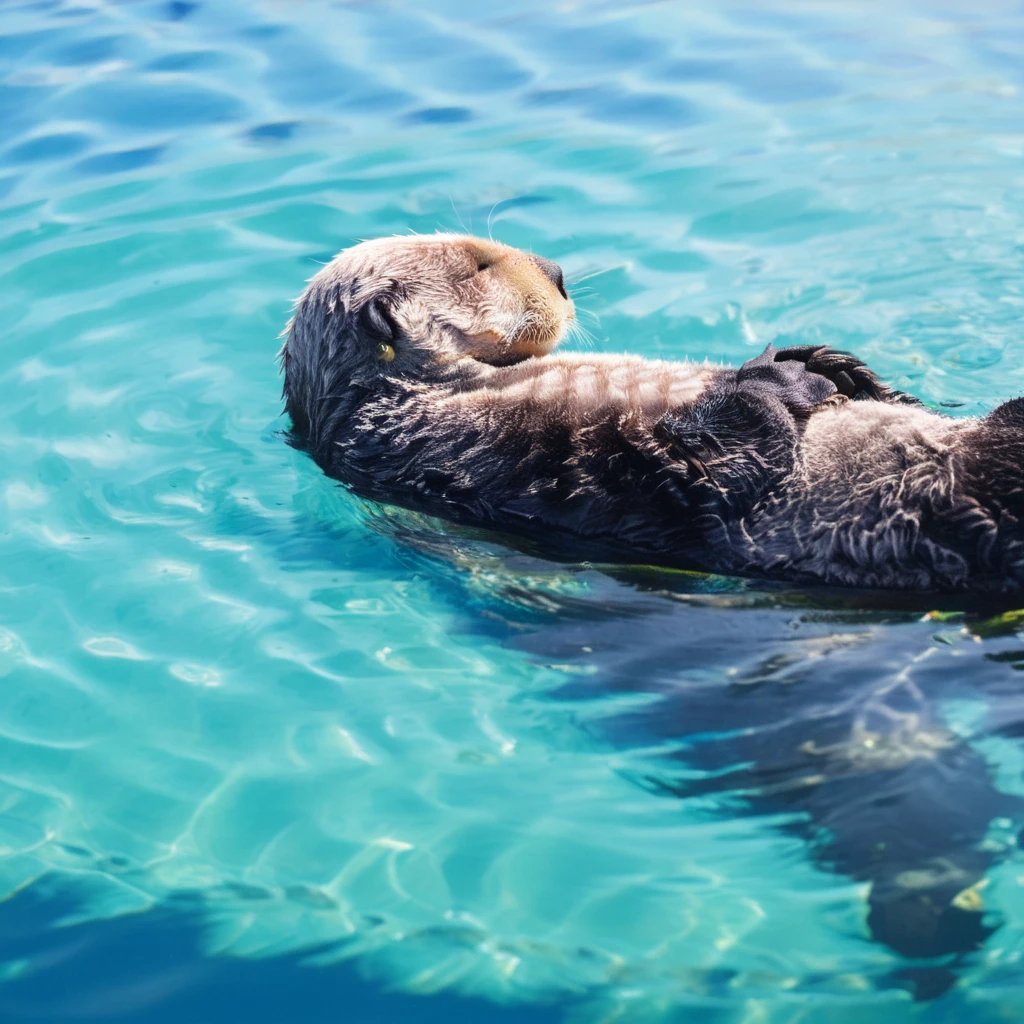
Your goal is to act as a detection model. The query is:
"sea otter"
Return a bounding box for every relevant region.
[280,234,1024,592]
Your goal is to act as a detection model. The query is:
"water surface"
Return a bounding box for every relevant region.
[3,0,1024,1020]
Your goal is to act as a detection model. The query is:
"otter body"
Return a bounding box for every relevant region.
[743,398,1024,590]
[282,234,1024,593]
[313,349,832,571]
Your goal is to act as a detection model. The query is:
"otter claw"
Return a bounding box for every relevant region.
[770,344,921,406]
[817,393,849,409]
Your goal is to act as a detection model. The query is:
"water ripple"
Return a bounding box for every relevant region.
[3,0,1024,1019]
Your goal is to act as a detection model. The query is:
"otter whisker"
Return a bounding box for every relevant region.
[486,201,501,242]
[564,318,596,351]
[507,310,542,349]
[501,311,526,348]
[568,264,629,286]
[448,196,471,236]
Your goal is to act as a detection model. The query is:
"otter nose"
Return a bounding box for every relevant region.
[533,255,568,300]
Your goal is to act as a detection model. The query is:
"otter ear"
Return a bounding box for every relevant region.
[358,295,398,344]
[356,295,401,363]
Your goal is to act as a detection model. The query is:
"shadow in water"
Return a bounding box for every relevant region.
[241,488,1024,1001]
[492,567,1024,1001]
[0,881,568,1024]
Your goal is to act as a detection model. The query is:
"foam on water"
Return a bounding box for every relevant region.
[4,0,1024,1019]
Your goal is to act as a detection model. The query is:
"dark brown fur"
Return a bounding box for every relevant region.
[281,236,1024,593]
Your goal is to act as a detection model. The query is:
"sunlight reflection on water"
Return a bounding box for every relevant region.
[3,0,1024,1019]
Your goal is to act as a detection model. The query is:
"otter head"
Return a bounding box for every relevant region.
[281,234,574,444]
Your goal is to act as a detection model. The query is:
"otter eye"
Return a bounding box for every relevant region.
[377,341,395,362]
[476,261,491,273]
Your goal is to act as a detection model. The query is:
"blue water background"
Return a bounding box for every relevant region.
[4,0,1024,1020]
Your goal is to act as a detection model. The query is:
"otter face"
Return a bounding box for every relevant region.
[369,233,574,366]
[291,232,572,370]
[281,233,575,442]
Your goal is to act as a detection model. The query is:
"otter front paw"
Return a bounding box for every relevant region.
[736,344,837,415]
[771,343,919,405]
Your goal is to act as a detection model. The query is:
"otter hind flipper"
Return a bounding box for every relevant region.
[772,344,920,405]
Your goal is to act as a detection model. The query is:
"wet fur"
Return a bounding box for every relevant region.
[282,237,1024,593]
[741,397,1024,590]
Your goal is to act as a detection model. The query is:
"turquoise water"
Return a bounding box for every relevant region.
[5,0,1024,1019]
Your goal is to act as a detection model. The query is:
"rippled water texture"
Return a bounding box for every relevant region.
[4,0,1024,1020]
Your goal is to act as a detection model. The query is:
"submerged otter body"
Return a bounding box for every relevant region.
[281,234,1024,593]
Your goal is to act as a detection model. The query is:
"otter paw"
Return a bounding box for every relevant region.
[771,343,919,405]
[736,344,837,415]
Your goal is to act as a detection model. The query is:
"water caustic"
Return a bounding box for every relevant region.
[3,0,1024,1019]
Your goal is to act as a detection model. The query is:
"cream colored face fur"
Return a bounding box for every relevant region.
[341,233,575,367]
